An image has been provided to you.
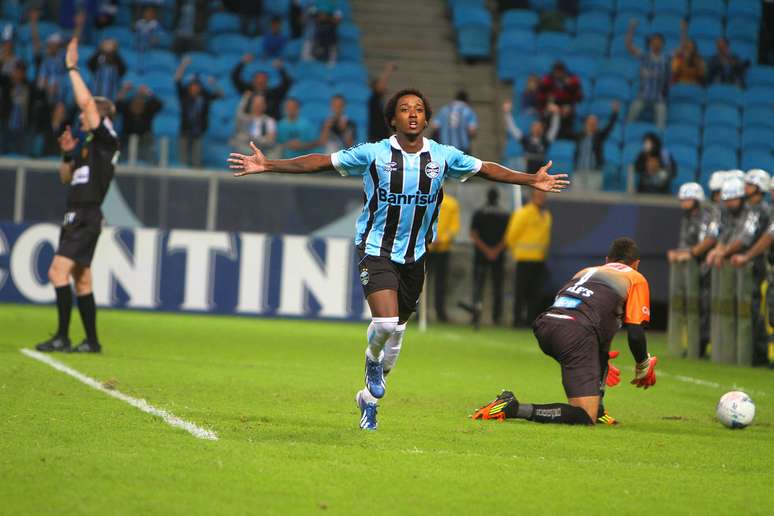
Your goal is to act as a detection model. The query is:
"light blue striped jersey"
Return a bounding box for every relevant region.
[331,135,481,264]
[435,101,478,152]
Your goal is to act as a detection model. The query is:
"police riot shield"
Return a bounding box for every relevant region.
[667,260,701,357]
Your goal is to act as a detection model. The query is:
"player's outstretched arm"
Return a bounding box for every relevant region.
[65,38,100,129]
[228,142,333,176]
[478,160,569,193]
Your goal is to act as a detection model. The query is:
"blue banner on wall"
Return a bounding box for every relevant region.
[0,222,370,320]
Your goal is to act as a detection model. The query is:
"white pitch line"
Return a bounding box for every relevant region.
[21,349,218,441]
[659,369,768,397]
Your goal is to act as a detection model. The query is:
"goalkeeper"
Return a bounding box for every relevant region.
[472,237,657,425]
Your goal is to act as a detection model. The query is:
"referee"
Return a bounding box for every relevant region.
[35,38,119,354]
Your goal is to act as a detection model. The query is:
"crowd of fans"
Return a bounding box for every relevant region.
[0,1,356,166]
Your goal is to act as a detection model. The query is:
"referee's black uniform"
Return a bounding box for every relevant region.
[58,117,118,266]
[36,116,119,354]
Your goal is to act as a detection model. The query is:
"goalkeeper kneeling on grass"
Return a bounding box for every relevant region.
[472,237,657,425]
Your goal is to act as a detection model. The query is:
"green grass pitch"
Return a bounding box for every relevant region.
[1,304,773,515]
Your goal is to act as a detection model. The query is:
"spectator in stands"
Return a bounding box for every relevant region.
[368,61,396,142]
[537,61,582,139]
[0,61,41,155]
[671,38,706,86]
[708,37,749,88]
[116,82,163,162]
[432,90,478,154]
[465,188,510,329]
[263,16,288,59]
[626,20,670,130]
[95,0,118,29]
[174,56,223,167]
[40,101,70,156]
[570,101,620,191]
[277,97,320,159]
[1,24,19,77]
[309,9,340,63]
[231,54,291,120]
[427,193,460,323]
[32,27,67,106]
[520,74,540,115]
[321,94,356,152]
[87,39,127,101]
[134,3,165,53]
[230,93,277,155]
[504,189,552,327]
[503,99,560,173]
[634,132,676,194]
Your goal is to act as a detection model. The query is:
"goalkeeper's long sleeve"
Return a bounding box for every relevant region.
[626,324,648,363]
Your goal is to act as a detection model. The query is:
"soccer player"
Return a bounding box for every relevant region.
[35,38,119,354]
[228,88,568,430]
[472,238,658,425]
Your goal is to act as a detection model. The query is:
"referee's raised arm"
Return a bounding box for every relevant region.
[64,38,100,129]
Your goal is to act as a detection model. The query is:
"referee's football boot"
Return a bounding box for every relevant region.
[364,355,385,398]
[355,389,378,430]
[35,335,72,353]
[471,390,517,420]
[73,339,102,353]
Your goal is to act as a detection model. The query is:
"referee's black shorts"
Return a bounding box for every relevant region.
[533,312,604,398]
[56,206,103,267]
[356,248,425,316]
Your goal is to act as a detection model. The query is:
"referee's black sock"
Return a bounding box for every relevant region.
[506,402,593,425]
[77,293,98,343]
[55,285,73,338]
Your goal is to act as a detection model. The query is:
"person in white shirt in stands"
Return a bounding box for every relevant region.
[230,93,277,156]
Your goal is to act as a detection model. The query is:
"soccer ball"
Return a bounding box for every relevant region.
[716,391,755,429]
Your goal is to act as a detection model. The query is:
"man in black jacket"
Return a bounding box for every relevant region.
[116,82,163,162]
[230,54,291,120]
[571,101,619,191]
[0,60,42,155]
[175,56,222,167]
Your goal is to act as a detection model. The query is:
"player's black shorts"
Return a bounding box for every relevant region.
[533,312,604,398]
[356,248,426,316]
[56,206,103,267]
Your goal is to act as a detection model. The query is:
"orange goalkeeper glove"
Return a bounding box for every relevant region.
[606,350,620,387]
[631,354,657,389]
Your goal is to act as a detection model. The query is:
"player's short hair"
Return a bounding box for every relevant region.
[607,237,640,265]
[384,88,433,131]
[94,96,116,119]
[456,90,469,102]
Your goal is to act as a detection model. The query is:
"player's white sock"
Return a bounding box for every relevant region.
[360,388,378,404]
[366,316,399,362]
[383,323,406,374]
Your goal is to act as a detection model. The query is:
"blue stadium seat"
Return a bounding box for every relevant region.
[604,141,623,165]
[726,18,757,44]
[548,140,576,163]
[598,57,639,82]
[703,126,740,150]
[730,40,757,62]
[338,22,361,44]
[152,113,180,137]
[328,62,368,83]
[564,56,599,80]
[289,60,328,82]
[575,13,612,36]
[741,129,774,153]
[670,144,699,170]
[741,150,774,172]
[689,17,724,40]
[207,12,241,34]
[338,44,363,62]
[690,0,725,18]
[650,14,682,38]
[501,9,539,30]
[572,34,608,56]
[204,142,232,168]
[207,33,251,55]
[144,50,177,73]
[704,105,741,128]
[608,34,631,57]
[452,7,491,29]
[622,141,641,165]
[98,26,134,48]
[706,84,744,108]
[589,99,619,119]
[593,76,632,102]
[142,71,175,96]
[16,21,60,44]
[671,167,698,194]
[603,163,625,192]
[653,0,687,16]
[184,51,218,76]
[701,146,739,171]
[579,0,615,14]
[536,32,572,54]
[613,13,649,36]
[747,66,774,88]
[263,0,290,16]
[503,138,523,159]
[624,121,659,144]
[497,29,535,52]
[458,25,491,58]
[334,82,369,104]
[282,38,304,62]
[301,100,330,129]
[664,123,700,147]
[616,0,652,17]
[727,0,762,19]
[667,102,702,125]
[743,108,774,131]
[289,80,333,103]
[669,84,705,105]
